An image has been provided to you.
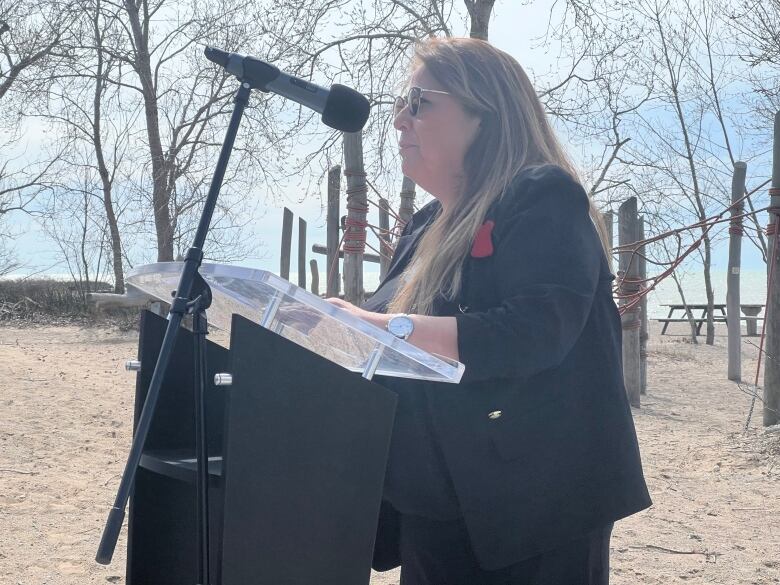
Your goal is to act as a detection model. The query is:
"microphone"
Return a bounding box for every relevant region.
[204,46,370,133]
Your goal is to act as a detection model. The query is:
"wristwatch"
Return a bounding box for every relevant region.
[387,314,414,340]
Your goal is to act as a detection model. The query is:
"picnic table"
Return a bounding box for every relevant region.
[657,303,765,337]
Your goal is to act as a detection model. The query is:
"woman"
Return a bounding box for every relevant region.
[327,37,651,585]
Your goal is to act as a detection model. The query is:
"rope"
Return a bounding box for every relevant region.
[613,205,768,253]
[729,202,744,236]
[612,198,772,316]
[343,204,369,253]
[343,168,368,254]
[766,205,780,236]
[325,173,410,285]
[747,197,780,427]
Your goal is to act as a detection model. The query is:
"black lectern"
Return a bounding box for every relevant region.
[127,310,397,585]
[117,262,465,584]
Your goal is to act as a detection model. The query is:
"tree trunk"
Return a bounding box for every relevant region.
[618,197,641,408]
[398,176,416,232]
[343,132,367,305]
[123,0,174,261]
[326,165,341,297]
[764,111,780,427]
[672,272,698,344]
[727,162,747,382]
[92,0,124,293]
[657,10,714,345]
[80,190,92,297]
[464,0,496,41]
[702,236,715,345]
[378,198,391,280]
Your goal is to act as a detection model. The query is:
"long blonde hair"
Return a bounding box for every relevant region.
[387,37,610,315]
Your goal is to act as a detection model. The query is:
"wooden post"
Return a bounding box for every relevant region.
[619,197,641,408]
[639,216,648,395]
[728,162,747,382]
[379,198,391,280]
[298,218,307,289]
[602,211,614,251]
[310,259,319,296]
[399,176,416,230]
[326,166,341,298]
[764,112,780,426]
[280,207,293,281]
[343,132,367,305]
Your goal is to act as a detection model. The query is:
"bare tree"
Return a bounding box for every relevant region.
[729,0,780,121]
[254,0,501,224]
[0,0,74,272]
[0,221,20,276]
[39,0,135,292]
[464,0,495,40]
[536,0,775,345]
[0,0,74,103]
[42,170,113,300]
[91,0,294,262]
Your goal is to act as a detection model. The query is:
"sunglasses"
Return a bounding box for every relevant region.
[393,86,452,117]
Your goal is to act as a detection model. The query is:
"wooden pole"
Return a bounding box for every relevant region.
[343,132,367,305]
[310,259,319,296]
[639,216,648,395]
[728,162,747,382]
[619,197,641,408]
[764,112,780,426]
[298,217,307,289]
[280,207,293,281]
[399,176,416,230]
[379,198,391,280]
[326,166,341,298]
[602,211,614,251]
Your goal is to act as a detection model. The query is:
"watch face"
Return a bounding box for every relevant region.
[388,315,414,339]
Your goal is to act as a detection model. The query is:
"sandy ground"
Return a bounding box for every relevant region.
[0,320,778,585]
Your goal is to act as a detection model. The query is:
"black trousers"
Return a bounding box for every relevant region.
[398,515,613,585]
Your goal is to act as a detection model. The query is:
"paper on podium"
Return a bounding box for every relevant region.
[127,262,464,383]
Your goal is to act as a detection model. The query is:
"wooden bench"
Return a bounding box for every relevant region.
[654,316,763,336]
[658,303,765,337]
[655,317,763,323]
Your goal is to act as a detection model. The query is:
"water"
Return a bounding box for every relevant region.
[366,267,770,320]
[645,269,767,318]
[314,268,770,319]
[3,266,770,320]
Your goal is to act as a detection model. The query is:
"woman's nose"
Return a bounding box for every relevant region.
[393,106,412,131]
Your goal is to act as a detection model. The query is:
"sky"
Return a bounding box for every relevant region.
[4,0,771,290]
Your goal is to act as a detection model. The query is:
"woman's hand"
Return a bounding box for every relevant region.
[325,297,460,362]
[325,297,390,330]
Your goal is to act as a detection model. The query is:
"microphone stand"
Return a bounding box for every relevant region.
[96,79,253,585]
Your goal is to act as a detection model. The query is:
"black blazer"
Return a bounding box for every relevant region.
[371,165,651,571]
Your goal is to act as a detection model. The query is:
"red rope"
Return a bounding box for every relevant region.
[343,167,369,254]
[613,205,769,253]
[613,196,773,315]
[729,202,744,236]
[754,200,780,388]
[343,205,368,253]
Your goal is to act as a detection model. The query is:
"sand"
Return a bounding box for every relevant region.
[0,320,778,584]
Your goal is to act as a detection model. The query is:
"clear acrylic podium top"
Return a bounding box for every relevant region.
[127,262,464,383]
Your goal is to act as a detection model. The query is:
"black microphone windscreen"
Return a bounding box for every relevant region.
[204,46,230,68]
[322,85,371,133]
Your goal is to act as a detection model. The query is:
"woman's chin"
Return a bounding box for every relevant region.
[400,157,420,182]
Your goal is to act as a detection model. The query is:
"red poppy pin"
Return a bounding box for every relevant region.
[470,220,495,258]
